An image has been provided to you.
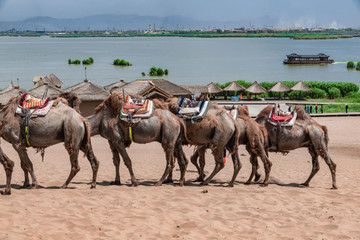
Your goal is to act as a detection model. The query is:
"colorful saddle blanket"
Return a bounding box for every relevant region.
[176,98,210,121]
[16,94,53,117]
[267,107,297,126]
[120,95,154,123]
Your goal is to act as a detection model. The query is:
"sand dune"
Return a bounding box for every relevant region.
[1,116,360,239]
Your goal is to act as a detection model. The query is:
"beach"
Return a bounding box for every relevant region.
[0,116,360,239]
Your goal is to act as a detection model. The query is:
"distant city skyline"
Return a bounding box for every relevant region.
[0,0,360,28]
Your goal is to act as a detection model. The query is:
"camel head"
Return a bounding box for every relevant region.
[255,105,273,124]
[165,97,180,114]
[58,92,81,113]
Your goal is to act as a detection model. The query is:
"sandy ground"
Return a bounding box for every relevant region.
[0,116,360,240]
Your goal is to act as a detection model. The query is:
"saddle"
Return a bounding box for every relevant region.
[119,95,154,124]
[176,98,210,121]
[267,107,297,126]
[16,94,54,117]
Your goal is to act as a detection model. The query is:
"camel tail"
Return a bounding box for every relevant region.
[81,120,91,156]
[322,125,329,146]
[178,118,188,144]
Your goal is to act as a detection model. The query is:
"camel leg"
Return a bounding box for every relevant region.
[13,144,38,188]
[62,148,80,188]
[259,147,272,187]
[82,144,99,189]
[155,148,175,186]
[302,146,320,188]
[228,147,241,187]
[245,153,258,185]
[190,147,206,182]
[175,142,188,186]
[115,143,138,187]
[108,141,121,185]
[0,147,14,195]
[201,150,225,186]
[20,161,30,188]
[318,148,337,189]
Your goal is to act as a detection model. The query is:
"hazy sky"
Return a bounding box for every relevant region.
[0,0,360,28]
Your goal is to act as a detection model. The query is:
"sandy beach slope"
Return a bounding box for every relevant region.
[0,116,360,239]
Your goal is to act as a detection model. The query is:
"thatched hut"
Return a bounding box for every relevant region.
[291,81,312,91]
[245,81,267,99]
[32,73,63,89]
[113,79,192,100]
[66,79,110,116]
[104,79,127,92]
[268,81,291,99]
[29,83,64,99]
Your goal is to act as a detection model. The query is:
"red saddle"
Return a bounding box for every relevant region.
[19,94,50,109]
[269,107,295,123]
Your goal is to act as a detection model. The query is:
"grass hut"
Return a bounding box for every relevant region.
[29,83,64,99]
[113,79,192,100]
[268,81,291,99]
[223,81,246,100]
[291,81,312,99]
[66,79,110,116]
[32,73,63,89]
[245,81,266,99]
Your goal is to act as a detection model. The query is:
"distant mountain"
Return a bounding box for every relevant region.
[0,14,279,32]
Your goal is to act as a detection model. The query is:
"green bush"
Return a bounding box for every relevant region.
[68,59,81,64]
[149,67,167,76]
[164,69,169,75]
[347,61,355,68]
[141,72,146,76]
[328,87,341,99]
[356,61,360,71]
[310,87,328,98]
[113,59,131,66]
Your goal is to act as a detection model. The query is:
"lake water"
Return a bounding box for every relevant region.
[0,36,359,90]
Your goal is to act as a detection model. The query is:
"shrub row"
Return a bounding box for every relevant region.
[68,57,94,65]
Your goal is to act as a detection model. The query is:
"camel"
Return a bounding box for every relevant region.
[166,98,240,187]
[0,94,100,190]
[189,105,271,186]
[0,142,14,195]
[86,92,188,186]
[237,105,271,186]
[255,105,337,189]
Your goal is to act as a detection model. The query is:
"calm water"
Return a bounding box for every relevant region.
[0,36,359,90]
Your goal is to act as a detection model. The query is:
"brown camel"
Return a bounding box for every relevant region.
[0,141,14,195]
[255,105,337,189]
[166,98,240,187]
[237,105,271,186]
[189,105,271,186]
[86,93,188,186]
[0,94,100,190]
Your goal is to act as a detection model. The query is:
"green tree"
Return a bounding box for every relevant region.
[347,61,355,68]
[164,69,169,75]
[356,61,360,70]
[328,87,341,99]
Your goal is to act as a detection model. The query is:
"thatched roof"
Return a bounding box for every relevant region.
[246,81,266,94]
[0,86,28,105]
[66,80,110,101]
[291,81,312,91]
[29,83,64,99]
[268,81,291,92]
[223,81,246,91]
[113,79,192,98]
[32,73,63,89]
[181,85,209,94]
[1,81,15,93]
[207,82,223,94]
[104,79,128,92]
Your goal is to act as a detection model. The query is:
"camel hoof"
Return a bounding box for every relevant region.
[178,180,185,187]
[245,181,251,185]
[90,184,96,189]
[301,183,309,187]
[163,178,174,184]
[131,181,138,187]
[228,183,234,187]
[200,181,209,186]
[254,174,261,182]
[61,184,67,189]
[1,190,11,195]
[260,183,268,187]
[110,180,121,185]
[22,183,31,189]
[331,186,338,190]
[31,184,39,189]
[154,182,162,186]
